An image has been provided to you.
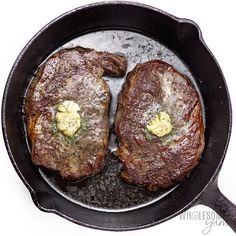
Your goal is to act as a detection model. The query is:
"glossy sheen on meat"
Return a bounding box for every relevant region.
[115,60,204,191]
[25,46,127,180]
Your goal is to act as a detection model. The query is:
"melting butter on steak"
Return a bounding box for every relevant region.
[25,46,127,180]
[55,100,81,137]
[115,60,204,191]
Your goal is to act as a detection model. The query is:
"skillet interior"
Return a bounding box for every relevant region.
[2,2,231,230]
[35,30,200,211]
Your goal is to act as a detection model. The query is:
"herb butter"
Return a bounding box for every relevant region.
[55,100,81,137]
[146,111,172,137]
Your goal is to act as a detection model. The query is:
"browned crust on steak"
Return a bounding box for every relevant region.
[115,60,204,191]
[25,46,127,180]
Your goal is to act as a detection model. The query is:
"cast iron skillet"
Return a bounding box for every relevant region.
[2,1,236,232]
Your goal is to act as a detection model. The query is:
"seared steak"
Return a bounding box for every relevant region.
[115,60,204,191]
[25,46,127,180]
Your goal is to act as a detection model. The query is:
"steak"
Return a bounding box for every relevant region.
[115,60,204,191]
[25,46,127,180]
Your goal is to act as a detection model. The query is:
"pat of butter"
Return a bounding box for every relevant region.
[55,100,81,137]
[146,111,172,137]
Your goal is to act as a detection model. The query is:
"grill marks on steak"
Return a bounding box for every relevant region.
[115,60,204,191]
[25,47,127,180]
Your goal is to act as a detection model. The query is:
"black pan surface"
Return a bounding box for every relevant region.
[2,1,235,232]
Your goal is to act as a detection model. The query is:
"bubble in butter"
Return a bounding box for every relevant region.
[146,111,172,137]
[55,100,81,137]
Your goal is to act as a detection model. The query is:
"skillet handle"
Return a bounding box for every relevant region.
[200,177,236,232]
